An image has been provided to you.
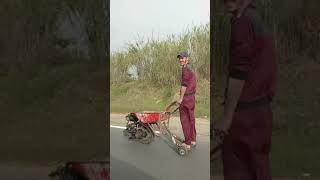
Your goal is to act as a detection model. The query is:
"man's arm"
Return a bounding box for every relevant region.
[178,67,189,104]
[178,86,187,103]
[223,78,245,121]
[214,77,245,135]
[214,16,254,134]
[223,17,254,123]
[177,85,186,104]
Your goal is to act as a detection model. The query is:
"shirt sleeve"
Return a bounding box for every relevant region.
[229,16,255,80]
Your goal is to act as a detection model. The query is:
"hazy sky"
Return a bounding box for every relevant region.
[110,0,210,52]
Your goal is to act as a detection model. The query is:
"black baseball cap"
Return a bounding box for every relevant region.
[177,51,189,58]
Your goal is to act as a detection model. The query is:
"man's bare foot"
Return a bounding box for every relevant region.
[191,141,197,148]
[181,143,191,150]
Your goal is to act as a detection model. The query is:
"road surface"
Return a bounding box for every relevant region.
[110,120,210,180]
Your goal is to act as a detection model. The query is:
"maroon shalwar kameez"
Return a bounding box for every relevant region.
[223,6,277,180]
[180,64,197,145]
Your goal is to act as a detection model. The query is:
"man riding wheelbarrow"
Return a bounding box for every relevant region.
[123,51,197,155]
[176,51,197,151]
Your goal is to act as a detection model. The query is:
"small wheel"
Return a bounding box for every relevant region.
[178,147,187,156]
[123,129,129,136]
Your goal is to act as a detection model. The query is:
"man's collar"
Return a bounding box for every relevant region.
[183,63,192,69]
[232,4,254,19]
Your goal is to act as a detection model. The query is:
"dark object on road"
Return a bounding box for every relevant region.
[123,102,189,156]
[49,161,109,180]
[210,130,223,161]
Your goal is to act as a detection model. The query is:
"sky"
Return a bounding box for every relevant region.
[110,0,210,52]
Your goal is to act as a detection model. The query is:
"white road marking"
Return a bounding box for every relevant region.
[110,125,208,137]
[110,125,126,129]
[110,125,160,134]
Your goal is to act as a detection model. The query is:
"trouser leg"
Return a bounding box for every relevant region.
[222,106,273,180]
[179,105,192,145]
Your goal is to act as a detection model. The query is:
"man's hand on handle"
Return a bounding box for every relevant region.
[177,86,186,106]
[213,77,245,138]
[213,116,233,138]
[176,98,183,105]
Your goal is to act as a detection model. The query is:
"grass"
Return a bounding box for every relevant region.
[271,132,320,177]
[111,23,210,86]
[110,79,210,118]
[0,60,108,163]
[110,24,210,118]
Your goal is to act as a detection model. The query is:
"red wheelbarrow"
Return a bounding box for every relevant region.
[123,101,189,156]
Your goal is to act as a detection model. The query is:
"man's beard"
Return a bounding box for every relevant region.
[227,8,239,16]
[227,0,246,15]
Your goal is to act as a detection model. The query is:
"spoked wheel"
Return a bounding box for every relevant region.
[124,123,137,138]
[135,128,146,139]
[137,126,154,144]
[149,124,160,137]
[123,129,129,136]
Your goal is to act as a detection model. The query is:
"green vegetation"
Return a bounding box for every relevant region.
[212,0,320,177]
[0,0,109,162]
[111,24,210,118]
[0,60,108,162]
[111,79,209,118]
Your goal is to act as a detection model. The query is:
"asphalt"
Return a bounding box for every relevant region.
[0,114,210,180]
[110,127,210,180]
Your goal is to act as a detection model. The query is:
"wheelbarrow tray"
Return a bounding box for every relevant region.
[134,111,170,123]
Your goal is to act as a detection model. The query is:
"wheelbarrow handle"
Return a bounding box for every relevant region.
[170,107,180,115]
[165,101,179,112]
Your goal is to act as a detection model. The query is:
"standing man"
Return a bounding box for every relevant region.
[176,51,197,150]
[214,0,277,180]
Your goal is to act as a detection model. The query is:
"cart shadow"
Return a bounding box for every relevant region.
[159,136,180,154]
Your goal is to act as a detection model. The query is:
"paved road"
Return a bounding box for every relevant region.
[110,127,210,180]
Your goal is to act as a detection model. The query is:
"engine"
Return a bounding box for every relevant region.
[126,113,139,122]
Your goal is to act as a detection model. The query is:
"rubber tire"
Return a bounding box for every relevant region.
[123,129,129,136]
[135,128,145,139]
[178,147,187,156]
[138,126,154,144]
